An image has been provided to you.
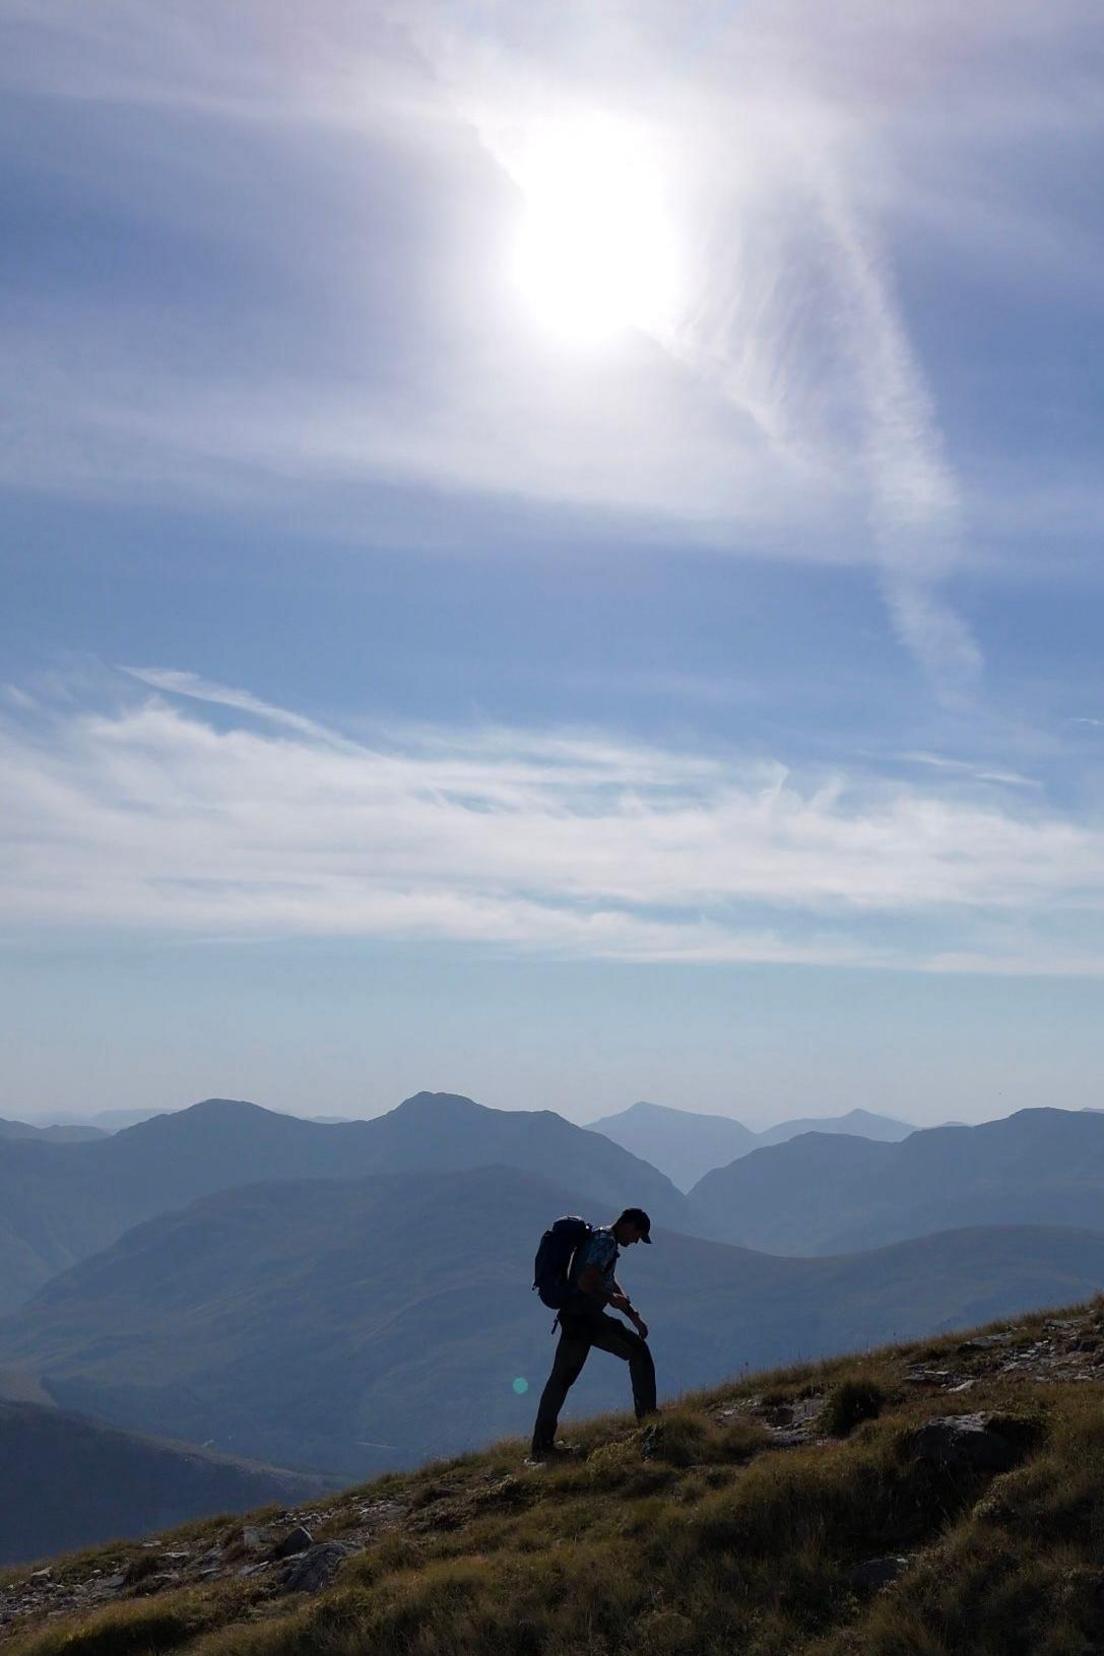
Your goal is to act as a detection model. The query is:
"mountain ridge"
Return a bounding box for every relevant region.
[0,1400,332,1565]
[0,1092,690,1315]
[690,1105,1104,1252]
[590,1099,914,1189]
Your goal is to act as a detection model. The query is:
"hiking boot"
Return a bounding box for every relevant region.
[526,1441,579,1464]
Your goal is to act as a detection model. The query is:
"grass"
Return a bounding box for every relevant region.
[6,1300,1104,1655]
[822,1375,886,1437]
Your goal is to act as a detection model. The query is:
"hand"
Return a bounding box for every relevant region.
[631,1311,649,1339]
[608,1291,630,1311]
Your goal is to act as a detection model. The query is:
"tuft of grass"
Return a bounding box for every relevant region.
[823,1375,887,1438]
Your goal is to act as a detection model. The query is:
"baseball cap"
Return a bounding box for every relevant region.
[617,1206,653,1242]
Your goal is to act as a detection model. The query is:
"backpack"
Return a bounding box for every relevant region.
[532,1216,593,1309]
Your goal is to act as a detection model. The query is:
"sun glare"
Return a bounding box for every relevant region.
[509,115,682,346]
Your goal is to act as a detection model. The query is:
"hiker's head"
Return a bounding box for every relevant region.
[613,1207,652,1246]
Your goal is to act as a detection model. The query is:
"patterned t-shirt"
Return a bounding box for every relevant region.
[573,1227,619,1295]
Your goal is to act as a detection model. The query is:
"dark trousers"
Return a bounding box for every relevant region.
[531,1308,657,1453]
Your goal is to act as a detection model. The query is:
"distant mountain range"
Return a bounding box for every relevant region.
[0,1093,689,1314]
[590,1100,914,1189]
[0,1399,330,1565]
[9,1092,1104,1560]
[690,1107,1104,1253]
[38,1108,171,1132]
[0,1117,107,1144]
[3,1161,1103,1486]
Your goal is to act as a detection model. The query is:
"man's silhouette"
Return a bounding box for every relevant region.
[531,1206,656,1459]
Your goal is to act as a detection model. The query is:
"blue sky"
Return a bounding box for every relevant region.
[2,1,1102,1126]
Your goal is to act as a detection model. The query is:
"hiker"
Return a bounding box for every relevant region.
[531,1206,657,1460]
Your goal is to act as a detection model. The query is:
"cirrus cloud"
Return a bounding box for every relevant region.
[2,672,1103,974]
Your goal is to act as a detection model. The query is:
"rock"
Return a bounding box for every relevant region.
[100,1574,127,1592]
[847,1555,910,1592]
[129,1572,181,1597]
[765,1426,818,1448]
[909,1413,1027,1474]
[281,1542,353,1595]
[957,1332,1015,1352]
[240,1526,265,1551]
[358,1498,405,1526]
[271,1524,313,1559]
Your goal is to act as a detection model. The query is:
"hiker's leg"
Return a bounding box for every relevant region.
[587,1314,657,1419]
[531,1325,591,1453]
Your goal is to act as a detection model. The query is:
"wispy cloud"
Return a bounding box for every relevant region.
[898,751,1041,789]
[3,673,1104,973]
[120,668,360,750]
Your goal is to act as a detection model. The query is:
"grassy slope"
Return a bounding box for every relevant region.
[5,1298,1104,1656]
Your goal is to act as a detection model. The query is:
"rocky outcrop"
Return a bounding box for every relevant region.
[908,1412,1030,1475]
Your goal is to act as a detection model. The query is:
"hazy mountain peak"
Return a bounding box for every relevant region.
[589,1100,759,1191]
[113,1098,288,1141]
[392,1091,486,1117]
[600,1100,749,1125]
[834,1107,913,1129]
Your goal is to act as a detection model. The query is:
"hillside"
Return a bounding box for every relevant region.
[4,1298,1104,1654]
[691,1106,1104,1252]
[0,1093,689,1314]
[590,1102,912,1191]
[3,1164,1104,1482]
[0,1402,331,1565]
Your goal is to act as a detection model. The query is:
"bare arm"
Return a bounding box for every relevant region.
[611,1276,648,1336]
[577,1264,610,1302]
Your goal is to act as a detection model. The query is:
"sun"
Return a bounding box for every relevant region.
[509,114,682,346]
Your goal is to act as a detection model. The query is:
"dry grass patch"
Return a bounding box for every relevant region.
[0,1583,242,1656]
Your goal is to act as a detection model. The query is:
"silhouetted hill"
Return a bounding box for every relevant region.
[690,1107,1104,1252]
[3,1164,1103,1481]
[755,1106,914,1147]
[0,1399,331,1564]
[0,1092,689,1313]
[591,1102,914,1189]
[87,1107,170,1130]
[0,1117,106,1143]
[589,1101,759,1190]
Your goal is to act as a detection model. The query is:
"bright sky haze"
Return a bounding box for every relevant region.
[2,1,1102,1126]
